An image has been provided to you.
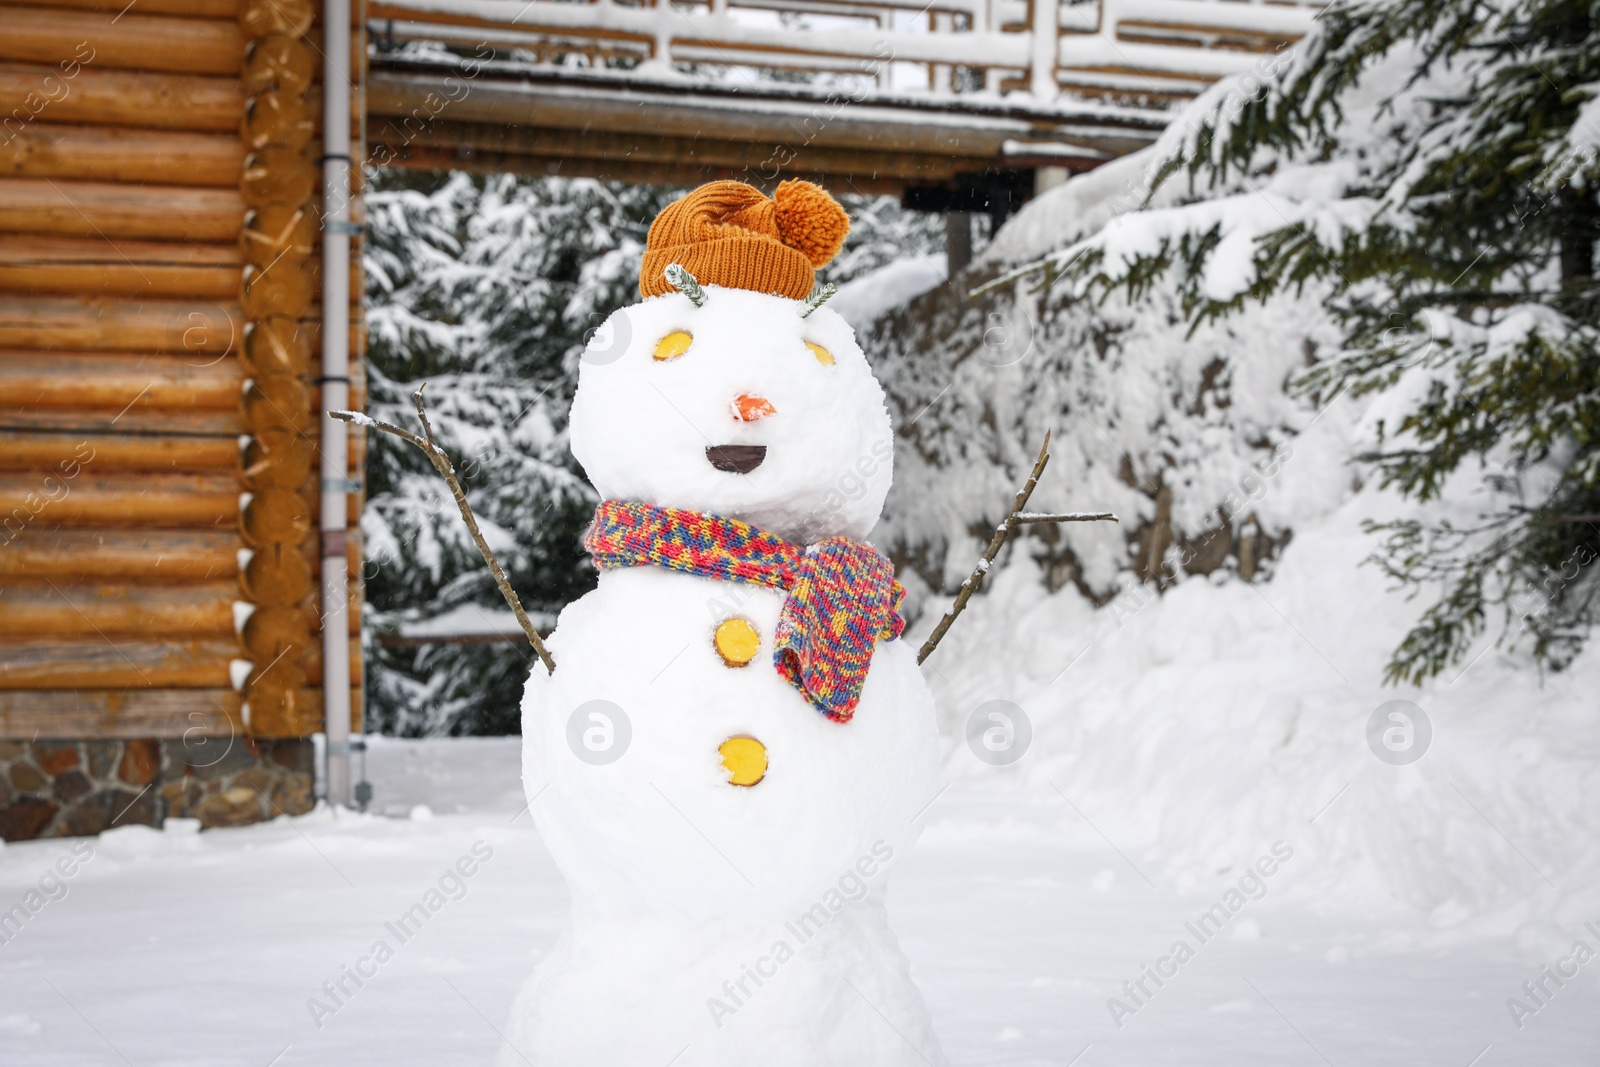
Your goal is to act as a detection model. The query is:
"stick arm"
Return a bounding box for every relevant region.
[331,384,557,675]
[916,432,1118,665]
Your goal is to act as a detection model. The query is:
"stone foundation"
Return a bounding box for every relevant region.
[0,737,315,841]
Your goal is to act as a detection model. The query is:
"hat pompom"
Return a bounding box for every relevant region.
[773,180,850,268]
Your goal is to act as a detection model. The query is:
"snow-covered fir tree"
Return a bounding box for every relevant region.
[363,169,943,734]
[1020,0,1600,682]
[362,171,676,734]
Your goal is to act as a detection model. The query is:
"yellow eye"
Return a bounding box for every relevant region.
[654,331,692,361]
[805,342,834,366]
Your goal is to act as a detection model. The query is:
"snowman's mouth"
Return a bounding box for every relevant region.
[706,445,767,473]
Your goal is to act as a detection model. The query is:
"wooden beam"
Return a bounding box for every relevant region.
[0,434,239,474]
[250,685,361,738]
[4,0,238,16]
[1117,20,1300,50]
[0,296,243,353]
[0,638,241,688]
[293,642,364,689]
[0,524,360,585]
[0,179,243,241]
[0,123,243,187]
[304,542,364,582]
[378,117,977,185]
[0,688,243,740]
[0,259,240,299]
[0,234,241,269]
[377,144,911,197]
[0,406,243,435]
[0,351,245,409]
[0,470,242,526]
[0,579,240,639]
[0,430,239,474]
[0,235,241,299]
[296,591,363,637]
[367,70,1040,158]
[0,62,243,133]
[0,6,246,76]
[0,528,239,580]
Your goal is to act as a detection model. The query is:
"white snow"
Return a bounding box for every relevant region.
[6,15,1594,1062]
[333,410,379,429]
[830,255,947,331]
[874,130,1600,951]
[8,245,1597,1067]
[227,659,254,692]
[394,602,553,640]
[1,732,1593,1065]
[912,478,1600,924]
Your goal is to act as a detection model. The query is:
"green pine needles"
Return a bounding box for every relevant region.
[800,282,838,318]
[1033,0,1600,683]
[664,263,707,306]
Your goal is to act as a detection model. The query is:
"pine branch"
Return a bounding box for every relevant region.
[331,384,557,675]
[800,282,838,318]
[917,432,1118,665]
[665,264,706,306]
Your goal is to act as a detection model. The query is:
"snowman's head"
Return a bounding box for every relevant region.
[570,287,892,543]
[568,179,893,543]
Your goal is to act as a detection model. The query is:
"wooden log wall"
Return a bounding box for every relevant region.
[0,0,366,743]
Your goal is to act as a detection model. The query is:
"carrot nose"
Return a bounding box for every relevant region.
[733,394,777,422]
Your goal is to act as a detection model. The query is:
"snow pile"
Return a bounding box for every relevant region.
[868,247,1341,605]
[913,477,1600,928]
[858,58,1600,926]
[831,255,946,332]
[977,147,1159,270]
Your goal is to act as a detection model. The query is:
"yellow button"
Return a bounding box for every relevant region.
[653,330,693,361]
[805,342,834,365]
[713,617,761,667]
[720,737,767,787]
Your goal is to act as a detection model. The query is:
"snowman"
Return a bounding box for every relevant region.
[503,180,946,1066]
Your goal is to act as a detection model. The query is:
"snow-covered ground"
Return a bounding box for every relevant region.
[7,69,1600,1059]
[1,724,1594,1066]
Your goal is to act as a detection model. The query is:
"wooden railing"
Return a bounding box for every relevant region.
[370,0,1319,111]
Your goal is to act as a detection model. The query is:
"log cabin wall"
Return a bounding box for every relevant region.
[0,0,366,839]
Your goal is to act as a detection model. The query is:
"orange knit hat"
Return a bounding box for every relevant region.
[639,179,850,301]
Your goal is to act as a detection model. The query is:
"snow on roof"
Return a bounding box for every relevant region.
[831,255,948,331]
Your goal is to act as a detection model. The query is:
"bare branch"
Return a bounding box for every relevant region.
[916,433,1117,665]
[1012,512,1119,524]
[1509,505,1600,523]
[918,433,1050,665]
[331,387,557,675]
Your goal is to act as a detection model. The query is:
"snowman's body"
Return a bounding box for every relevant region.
[503,267,945,1065]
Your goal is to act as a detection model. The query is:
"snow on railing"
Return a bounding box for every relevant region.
[368,0,1320,107]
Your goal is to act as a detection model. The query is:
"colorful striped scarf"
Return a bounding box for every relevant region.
[584,500,905,723]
